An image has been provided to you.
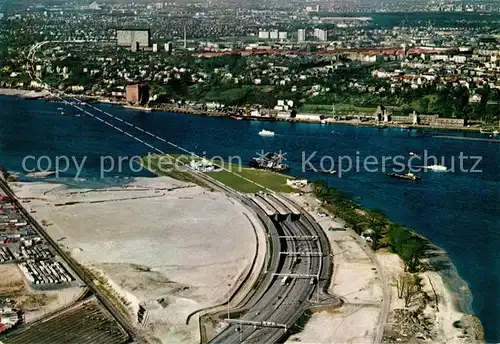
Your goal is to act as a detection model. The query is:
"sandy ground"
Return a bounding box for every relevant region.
[377,251,477,343]
[286,193,382,344]
[11,176,265,344]
[287,192,476,344]
[0,264,83,323]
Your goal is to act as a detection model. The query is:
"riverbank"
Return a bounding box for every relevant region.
[287,190,484,344]
[1,88,496,133]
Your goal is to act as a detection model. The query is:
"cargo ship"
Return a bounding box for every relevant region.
[387,172,421,181]
[248,152,290,172]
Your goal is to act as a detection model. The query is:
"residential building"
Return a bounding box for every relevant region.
[298,29,306,42]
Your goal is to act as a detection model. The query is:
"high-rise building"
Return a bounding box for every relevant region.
[269,30,279,39]
[297,29,306,42]
[152,43,158,52]
[126,84,149,105]
[164,42,172,54]
[278,32,288,40]
[314,28,327,41]
[116,29,151,48]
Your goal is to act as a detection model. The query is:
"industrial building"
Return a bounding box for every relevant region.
[126,84,149,105]
[116,29,151,48]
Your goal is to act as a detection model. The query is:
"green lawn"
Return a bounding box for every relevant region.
[206,162,294,193]
[142,154,294,193]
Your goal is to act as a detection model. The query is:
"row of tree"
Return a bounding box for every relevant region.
[312,180,428,273]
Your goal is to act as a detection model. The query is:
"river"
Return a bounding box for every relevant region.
[0,96,498,341]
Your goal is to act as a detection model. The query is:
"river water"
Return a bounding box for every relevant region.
[0,96,498,341]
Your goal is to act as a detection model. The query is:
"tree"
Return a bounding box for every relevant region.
[395,272,422,307]
[400,238,427,272]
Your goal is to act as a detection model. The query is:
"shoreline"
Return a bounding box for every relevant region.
[288,190,483,343]
[0,89,497,134]
[2,172,484,342]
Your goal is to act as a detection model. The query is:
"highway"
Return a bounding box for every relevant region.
[0,178,142,343]
[208,194,333,344]
[19,44,338,342]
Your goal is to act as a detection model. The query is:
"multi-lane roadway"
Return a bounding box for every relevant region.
[209,194,335,344]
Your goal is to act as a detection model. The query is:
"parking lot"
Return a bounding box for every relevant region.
[2,300,129,344]
[0,191,74,287]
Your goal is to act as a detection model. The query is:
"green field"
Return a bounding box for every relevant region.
[206,162,294,193]
[142,154,294,193]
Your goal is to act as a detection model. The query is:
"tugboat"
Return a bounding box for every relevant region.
[248,152,290,172]
[387,171,421,181]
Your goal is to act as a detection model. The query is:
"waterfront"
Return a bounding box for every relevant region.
[0,96,498,342]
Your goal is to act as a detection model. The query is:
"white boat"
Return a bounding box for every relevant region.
[424,164,447,172]
[493,130,499,136]
[258,129,275,137]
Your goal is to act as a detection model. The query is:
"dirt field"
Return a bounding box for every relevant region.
[11,176,265,343]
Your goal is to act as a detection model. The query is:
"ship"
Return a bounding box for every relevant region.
[307,167,337,175]
[248,152,290,172]
[424,164,447,172]
[258,129,275,137]
[387,172,421,181]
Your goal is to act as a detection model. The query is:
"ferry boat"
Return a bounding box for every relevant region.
[258,129,275,137]
[388,172,421,181]
[424,164,447,172]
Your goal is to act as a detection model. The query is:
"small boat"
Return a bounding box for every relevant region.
[479,128,498,135]
[409,152,420,158]
[258,129,275,137]
[388,172,421,181]
[424,164,447,172]
[401,125,410,130]
[307,167,337,175]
